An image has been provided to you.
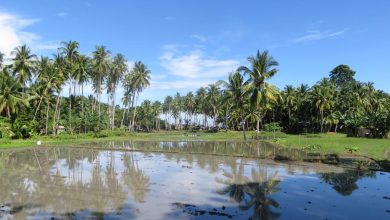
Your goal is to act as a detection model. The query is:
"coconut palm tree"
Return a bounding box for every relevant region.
[108,53,127,129]
[74,55,90,121]
[33,56,50,121]
[218,71,248,139]
[0,70,30,118]
[283,85,297,127]
[120,90,132,128]
[52,53,67,133]
[38,62,63,135]
[196,87,208,127]
[91,45,111,117]
[173,92,183,129]
[152,101,162,130]
[128,61,151,131]
[59,41,80,133]
[310,78,335,133]
[11,45,37,91]
[206,83,221,127]
[238,50,279,139]
[183,92,195,128]
[163,95,173,130]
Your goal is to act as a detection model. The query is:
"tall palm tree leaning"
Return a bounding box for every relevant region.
[59,41,80,133]
[218,71,247,140]
[52,53,67,134]
[129,61,151,131]
[238,50,279,139]
[11,45,37,92]
[108,53,127,130]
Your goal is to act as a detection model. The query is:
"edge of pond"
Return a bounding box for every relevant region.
[1,137,389,172]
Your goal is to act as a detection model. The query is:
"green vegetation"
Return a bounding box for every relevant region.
[1,130,389,161]
[1,44,390,163]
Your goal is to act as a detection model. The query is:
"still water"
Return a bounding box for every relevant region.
[0,141,389,219]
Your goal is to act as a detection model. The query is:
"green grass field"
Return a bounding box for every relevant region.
[0,130,389,161]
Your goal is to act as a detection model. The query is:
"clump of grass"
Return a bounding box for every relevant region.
[345,146,359,154]
[302,144,322,151]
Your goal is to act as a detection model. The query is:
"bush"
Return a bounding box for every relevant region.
[302,144,322,151]
[345,146,359,154]
[263,122,282,132]
[93,129,129,138]
[0,117,12,139]
[10,117,37,139]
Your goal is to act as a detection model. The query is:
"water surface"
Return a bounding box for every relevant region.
[0,141,389,219]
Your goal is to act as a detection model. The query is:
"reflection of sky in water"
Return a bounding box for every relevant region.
[0,145,389,220]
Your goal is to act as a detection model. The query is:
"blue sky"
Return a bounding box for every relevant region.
[0,0,389,105]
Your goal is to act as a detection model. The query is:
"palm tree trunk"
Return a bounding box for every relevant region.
[6,106,11,119]
[45,101,50,135]
[213,106,217,127]
[225,108,228,132]
[52,93,61,135]
[69,85,72,134]
[204,111,207,128]
[33,96,44,121]
[57,95,62,122]
[164,113,168,130]
[320,110,324,133]
[120,106,126,128]
[108,95,111,129]
[111,86,116,130]
[130,92,137,131]
[81,84,85,133]
[98,93,101,118]
[288,108,291,126]
[256,110,261,139]
[168,106,172,130]
[240,108,247,140]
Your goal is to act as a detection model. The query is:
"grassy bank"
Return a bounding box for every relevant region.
[0,130,389,160]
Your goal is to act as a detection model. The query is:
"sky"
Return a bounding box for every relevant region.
[0,0,389,105]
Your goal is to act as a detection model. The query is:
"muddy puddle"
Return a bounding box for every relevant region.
[0,141,389,219]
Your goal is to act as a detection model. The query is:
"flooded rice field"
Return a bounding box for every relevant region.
[0,141,389,219]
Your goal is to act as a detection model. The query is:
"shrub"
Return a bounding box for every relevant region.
[345,146,359,154]
[302,144,322,151]
[263,122,282,132]
[93,129,129,138]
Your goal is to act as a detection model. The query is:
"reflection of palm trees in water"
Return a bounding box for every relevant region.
[0,148,130,218]
[217,158,249,203]
[321,170,375,196]
[218,163,281,220]
[122,152,150,202]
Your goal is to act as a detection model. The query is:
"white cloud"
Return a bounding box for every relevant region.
[295,29,348,43]
[191,34,207,42]
[159,46,240,79]
[0,12,59,57]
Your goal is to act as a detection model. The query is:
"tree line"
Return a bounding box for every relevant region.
[1,43,389,139]
[0,42,151,138]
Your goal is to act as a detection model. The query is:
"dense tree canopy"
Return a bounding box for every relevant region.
[0,44,389,140]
